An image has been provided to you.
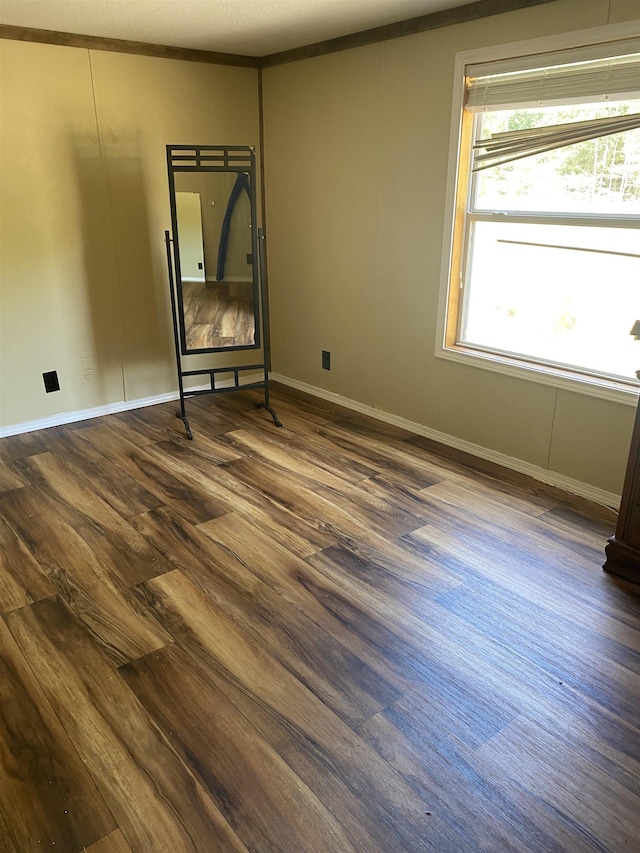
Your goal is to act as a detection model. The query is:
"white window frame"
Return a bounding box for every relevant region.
[436,21,640,407]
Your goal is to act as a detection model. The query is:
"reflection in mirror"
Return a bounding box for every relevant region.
[174,171,257,351]
[165,144,281,438]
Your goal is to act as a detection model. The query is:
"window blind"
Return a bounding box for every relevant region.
[472,111,640,171]
[466,52,640,111]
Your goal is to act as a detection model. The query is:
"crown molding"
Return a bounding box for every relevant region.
[1,1,561,68]
[0,24,260,67]
[259,0,560,67]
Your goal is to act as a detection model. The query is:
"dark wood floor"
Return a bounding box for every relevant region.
[1,384,638,853]
[183,280,255,350]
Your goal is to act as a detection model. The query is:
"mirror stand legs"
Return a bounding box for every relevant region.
[176,410,193,440]
[255,401,282,427]
[256,363,282,426]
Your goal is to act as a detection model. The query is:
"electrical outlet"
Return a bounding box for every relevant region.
[322,351,331,370]
[43,370,60,393]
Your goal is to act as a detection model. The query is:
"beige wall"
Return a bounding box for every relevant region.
[262,0,640,496]
[0,39,260,427]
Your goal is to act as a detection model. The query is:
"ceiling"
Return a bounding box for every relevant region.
[0,0,486,57]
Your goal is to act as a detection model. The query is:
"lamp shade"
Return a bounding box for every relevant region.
[631,320,640,339]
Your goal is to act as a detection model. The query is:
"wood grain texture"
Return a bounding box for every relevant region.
[0,815,17,853]
[133,507,400,726]
[81,438,237,527]
[0,384,637,852]
[0,488,172,665]
[218,425,379,485]
[182,280,256,350]
[314,419,445,489]
[18,451,174,586]
[0,617,115,851]
[0,429,47,460]
[6,597,248,853]
[0,457,27,493]
[135,568,462,852]
[121,642,358,853]
[476,714,640,849]
[85,830,135,853]
[0,514,56,613]
[357,698,597,853]
[145,438,334,555]
[35,425,164,518]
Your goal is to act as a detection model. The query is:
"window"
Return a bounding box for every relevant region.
[443,36,640,394]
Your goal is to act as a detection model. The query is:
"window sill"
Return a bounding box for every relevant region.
[436,344,640,406]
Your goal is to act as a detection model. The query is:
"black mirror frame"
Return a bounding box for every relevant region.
[164,144,281,438]
[167,144,261,355]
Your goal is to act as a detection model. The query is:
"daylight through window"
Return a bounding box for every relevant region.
[446,41,640,388]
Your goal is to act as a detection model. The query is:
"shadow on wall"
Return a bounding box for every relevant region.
[71,135,125,403]
[74,132,176,404]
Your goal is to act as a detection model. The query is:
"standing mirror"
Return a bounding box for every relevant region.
[165,145,280,437]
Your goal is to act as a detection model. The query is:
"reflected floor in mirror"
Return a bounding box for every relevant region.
[0,384,638,852]
[183,280,255,350]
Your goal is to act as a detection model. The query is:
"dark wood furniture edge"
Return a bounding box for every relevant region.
[602,398,640,583]
[616,401,640,539]
[1,0,560,68]
[604,537,640,584]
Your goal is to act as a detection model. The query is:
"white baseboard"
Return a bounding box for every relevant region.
[182,276,252,283]
[270,372,621,509]
[1,370,620,509]
[0,373,263,440]
[0,392,181,439]
[205,276,252,283]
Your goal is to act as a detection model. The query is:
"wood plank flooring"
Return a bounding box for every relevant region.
[182,280,255,350]
[0,383,638,852]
